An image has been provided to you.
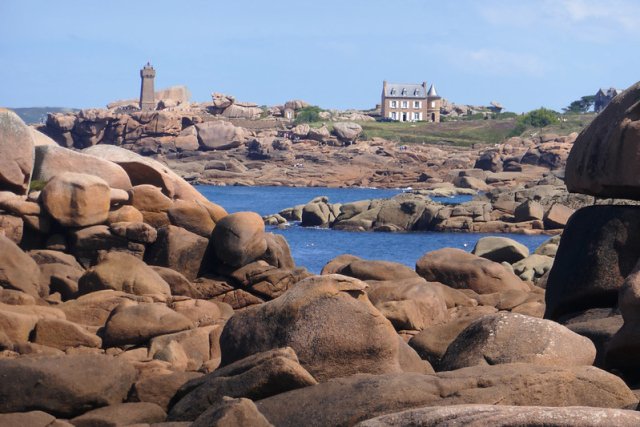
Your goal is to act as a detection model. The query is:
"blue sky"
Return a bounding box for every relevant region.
[2,0,639,113]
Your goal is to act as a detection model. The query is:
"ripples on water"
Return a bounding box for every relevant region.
[197,185,550,273]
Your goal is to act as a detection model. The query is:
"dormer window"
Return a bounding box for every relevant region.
[390,88,396,95]
[401,88,407,95]
[414,89,419,95]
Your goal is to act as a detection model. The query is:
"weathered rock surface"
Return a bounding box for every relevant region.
[357,405,640,427]
[32,317,102,350]
[566,81,640,199]
[439,312,596,371]
[131,371,202,411]
[332,122,363,143]
[211,211,267,268]
[70,402,167,426]
[255,364,636,427]
[103,302,194,346]
[606,258,640,377]
[191,397,274,427]
[416,248,529,294]
[145,225,209,280]
[545,205,640,320]
[33,145,132,190]
[78,251,171,297]
[0,354,136,417]
[0,235,44,297]
[366,278,449,331]
[196,121,246,150]
[41,172,111,227]
[168,347,317,421]
[219,275,412,381]
[471,236,529,264]
[0,108,34,195]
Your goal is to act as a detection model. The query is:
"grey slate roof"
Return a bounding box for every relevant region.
[384,83,426,98]
[427,84,438,97]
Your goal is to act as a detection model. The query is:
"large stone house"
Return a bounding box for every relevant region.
[381,81,441,122]
[594,87,622,113]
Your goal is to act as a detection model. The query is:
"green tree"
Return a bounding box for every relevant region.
[509,107,560,136]
[293,106,323,124]
[563,95,595,113]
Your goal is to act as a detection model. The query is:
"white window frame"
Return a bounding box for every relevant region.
[414,112,421,121]
[390,100,397,108]
[414,101,421,108]
[391,112,397,120]
[431,101,435,108]
[401,100,408,108]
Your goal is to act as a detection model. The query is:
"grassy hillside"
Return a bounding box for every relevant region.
[310,113,595,147]
[361,119,517,146]
[10,107,79,124]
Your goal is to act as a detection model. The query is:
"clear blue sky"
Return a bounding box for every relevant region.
[2,0,639,113]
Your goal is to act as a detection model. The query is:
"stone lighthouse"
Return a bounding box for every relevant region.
[139,62,156,111]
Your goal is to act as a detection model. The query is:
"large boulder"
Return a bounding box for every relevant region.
[219,275,413,381]
[544,203,575,229]
[0,108,34,195]
[439,312,596,371]
[545,205,640,320]
[70,402,166,427]
[357,405,640,427]
[255,364,636,427]
[0,235,43,297]
[471,236,529,264]
[83,144,215,203]
[332,122,362,144]
[195,121,246,150]
[416,248,529,294]
[191,397,273,427]
[366,278,449,332]
[59,290,144,327]
[168,347,317,421]
[78,251,171,297]
[328,258,419,282]
[41,172,111,227]
[606,258,640,377]
[211,211,267,268]
[32,317,102,350]
[145,225,209,280]
[566,81,640,199]
[0,354,137,418]
[409,306,498,366]
[103,302,194,347]
[33,145,132,190]
[131,371,202,411]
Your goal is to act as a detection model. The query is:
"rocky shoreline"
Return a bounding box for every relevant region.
[2,81,640,426]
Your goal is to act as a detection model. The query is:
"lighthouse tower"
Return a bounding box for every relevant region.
[139,62,156,111]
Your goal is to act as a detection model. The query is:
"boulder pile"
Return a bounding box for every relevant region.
[266,187,579,234]
[3,102,640,425]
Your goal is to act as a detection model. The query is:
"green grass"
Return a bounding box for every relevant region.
[308,119,517,147]
[304,112,596,147]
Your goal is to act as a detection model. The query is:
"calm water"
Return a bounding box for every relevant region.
[197,185,550,273]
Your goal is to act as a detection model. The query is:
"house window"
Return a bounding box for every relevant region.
[414,101,421,108]
[390,100,397,108]
[391,112,397,120]
[414,112,421,121]
[401,101,408,108]
[431,101,435,108]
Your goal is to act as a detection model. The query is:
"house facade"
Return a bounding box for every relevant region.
[594,87,622,113]
[381,81,441,122]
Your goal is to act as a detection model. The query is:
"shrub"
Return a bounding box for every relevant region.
[508,108,560,137]
[29,179,47,192]
[294,106,323,124]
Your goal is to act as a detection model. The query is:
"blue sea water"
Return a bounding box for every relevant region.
[197,185,550,274]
